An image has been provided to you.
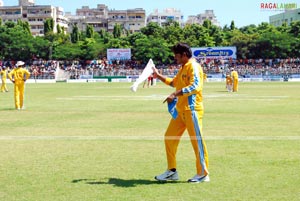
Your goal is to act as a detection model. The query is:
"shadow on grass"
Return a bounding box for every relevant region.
[72,178,185,187]
[1,107,16,111]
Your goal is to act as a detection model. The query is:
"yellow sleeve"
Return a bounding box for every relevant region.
[182,63,202,96]
[164,74,178,87]
[164,77,173,85]
[24,69,31,79]
[8,69,14,81]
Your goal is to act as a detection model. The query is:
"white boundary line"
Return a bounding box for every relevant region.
[56,94,288,101]
[0,136,299,141]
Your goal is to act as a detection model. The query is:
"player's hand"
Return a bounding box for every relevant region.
[152,66,158,76]
[163,93,176,104]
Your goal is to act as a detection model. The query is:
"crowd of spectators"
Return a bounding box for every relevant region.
[202,58,300,78]
[1,58,300,80]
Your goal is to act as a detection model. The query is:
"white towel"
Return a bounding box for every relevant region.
[130,59,154,92]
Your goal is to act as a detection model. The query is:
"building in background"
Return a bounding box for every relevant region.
[186,10,220,27]
[67,5,146,33]
[0,0,68,36]
[68,4,108,33]
[107,8,145,33]
[0,1,223,34]
[269,8,300,26]
[147,8,184,27]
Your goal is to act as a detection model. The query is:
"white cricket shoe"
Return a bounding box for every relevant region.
[187,174,210,183]
[155,170,179,181]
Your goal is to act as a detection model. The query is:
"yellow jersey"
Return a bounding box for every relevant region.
[8,67,30,84]
[164,58,203,112]
[0,69,7,80]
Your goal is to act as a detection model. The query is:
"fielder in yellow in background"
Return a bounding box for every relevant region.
[153,43,209,183]
[0,66,9,92]
[230,67,239,92]
[8,61,30,110]
[203,72,207,82]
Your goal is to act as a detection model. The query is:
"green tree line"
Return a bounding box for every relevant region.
[0,18,300,64]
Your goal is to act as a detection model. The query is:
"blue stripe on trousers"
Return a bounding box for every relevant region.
[191,110,206,174]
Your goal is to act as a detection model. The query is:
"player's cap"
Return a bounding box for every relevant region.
[16,61,25,67]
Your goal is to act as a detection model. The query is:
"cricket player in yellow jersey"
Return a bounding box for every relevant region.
[231,68,239,92]
[8,61,30,110]
[203,72,207,82]
[153,43,209,183]
[0,66,9,92]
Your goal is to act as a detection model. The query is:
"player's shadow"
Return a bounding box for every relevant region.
[1,107,17,111]
[72,178,184,187]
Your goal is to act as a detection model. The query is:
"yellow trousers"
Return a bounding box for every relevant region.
[14,83,25,109]
[164,110,209,175]
[233,79,238,92]
[1,79,8,92]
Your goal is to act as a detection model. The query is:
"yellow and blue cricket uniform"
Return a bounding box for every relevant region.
[231,70,239,92]
[8,67,30,109]
[0,69,9,92]
[163,58,209,176]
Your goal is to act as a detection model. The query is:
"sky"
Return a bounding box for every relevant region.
[3,0,298,27]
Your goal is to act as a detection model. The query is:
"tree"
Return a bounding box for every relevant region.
[106,37,130,49]
[0,24,34,60]
[52,43,82,60]
[17,19,31,35]
[251,31,292,58]
[78,38,98,60]
[276,22,289,33]
[239,24,257,34]
[257,22,276,34]
[44,18,54,35]
[140,22,163,38]
[5,21,16,28]
[86,24,94,38]
[230,20,236,30]
[71,24,80,43]
[133,36,173,64]
[113,23,122,38]
[230,29,259,59]
[289,21,300,37]
[163,20,183,45]
[202,19,212,29]
[31,36,51,59]
[56,24,62,34]
[126,32,147,47]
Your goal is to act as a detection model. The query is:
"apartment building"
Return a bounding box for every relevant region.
[72,4,108,33]
[0,0,68,36]
[269,8,300,26]
[66,5,146,33]
[186,10,220,27]
[107,8,146,33]
[147,8,184,27]
[1,1,223,34]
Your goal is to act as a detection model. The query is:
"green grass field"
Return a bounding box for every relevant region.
[0,81,299,201]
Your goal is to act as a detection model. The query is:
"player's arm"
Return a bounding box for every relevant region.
[152,66,175,87]
[181,65,201,96]
[8,70,14,83]
[163,89,183,103]
[24,69,31,81]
